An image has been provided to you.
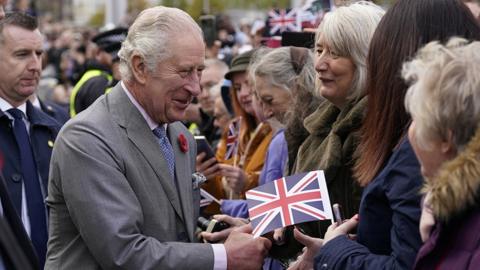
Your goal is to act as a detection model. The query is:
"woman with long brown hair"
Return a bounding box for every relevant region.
[290,0,480,269]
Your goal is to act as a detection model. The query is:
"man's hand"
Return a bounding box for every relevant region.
[224,224,271,270]
[287,227,323,270]
[200,214,249,243]
[323,214,359,245]
[218,164,247,193]
[196,152,220,179]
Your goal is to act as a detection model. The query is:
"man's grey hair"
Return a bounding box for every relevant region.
[316,1,384,102]
[404,38,480,151]
[118,6,203,82]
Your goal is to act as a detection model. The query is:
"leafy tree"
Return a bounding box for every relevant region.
[128,0,149,13]
[89,7,105,27]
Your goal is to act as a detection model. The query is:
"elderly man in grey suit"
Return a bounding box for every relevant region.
[45,6,271,270]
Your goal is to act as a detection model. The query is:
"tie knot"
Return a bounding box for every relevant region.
[7,108,24,120]
[153,126,167,139]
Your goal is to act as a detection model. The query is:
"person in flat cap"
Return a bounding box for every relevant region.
[69,27,128,117]
[198,49,273,216]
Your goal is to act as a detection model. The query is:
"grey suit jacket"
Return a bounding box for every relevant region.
[45,83,215,269]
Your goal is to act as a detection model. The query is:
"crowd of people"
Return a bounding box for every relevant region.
[0,0,480,269]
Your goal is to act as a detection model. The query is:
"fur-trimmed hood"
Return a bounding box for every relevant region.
[425,128,480,222]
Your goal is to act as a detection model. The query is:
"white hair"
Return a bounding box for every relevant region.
[403,38,480,151]
[316,1,385,101]
[249,47,316,98]
[118,6,202,82]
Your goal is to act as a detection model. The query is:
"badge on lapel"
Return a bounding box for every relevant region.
[178,133,188,153]
[192,172,206,189]
[48,140,54,148]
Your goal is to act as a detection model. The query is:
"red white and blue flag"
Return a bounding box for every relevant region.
[246,171,333,238]
[224,118,241,160]
[200,188,220,208]
[267,8,301,36]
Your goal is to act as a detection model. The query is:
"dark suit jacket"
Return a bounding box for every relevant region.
[46,83,215,269]
[0,173,38,269]
[0,101,60,215]
[39,99,70,126]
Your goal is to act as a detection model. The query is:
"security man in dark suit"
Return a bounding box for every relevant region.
[0,13,61,267]
[69,27,127,117]
[0,171,37,270]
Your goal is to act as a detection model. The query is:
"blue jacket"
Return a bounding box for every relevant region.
[0,101,61,215]
[314,138,423,270]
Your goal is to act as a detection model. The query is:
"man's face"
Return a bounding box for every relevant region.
[139,31,205,124]
[213,97,230,131]
[0,25,43,107]
[198,65,223,115]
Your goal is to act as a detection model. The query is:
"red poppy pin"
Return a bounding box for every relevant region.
[178,134,188,153]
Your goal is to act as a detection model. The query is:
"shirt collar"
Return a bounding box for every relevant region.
[0,96,27,119]
[31,95,41,109]
[120,81,166,131]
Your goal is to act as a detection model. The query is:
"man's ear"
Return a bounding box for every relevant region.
[131,53,148,85]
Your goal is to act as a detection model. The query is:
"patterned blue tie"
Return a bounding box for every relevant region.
[153,126,175,178]
[7,108,47,266]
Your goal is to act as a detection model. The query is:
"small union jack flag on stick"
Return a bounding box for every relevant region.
[246,171,333,238]
[224,117,241,161]
[200,188,220,208]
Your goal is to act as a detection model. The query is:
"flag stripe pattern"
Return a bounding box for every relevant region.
[246,171,333,238]
[224,118,240,160]
[200,188,214,207]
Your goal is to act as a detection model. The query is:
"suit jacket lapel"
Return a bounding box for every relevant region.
[106,84,184,221]
[168,124,194,239]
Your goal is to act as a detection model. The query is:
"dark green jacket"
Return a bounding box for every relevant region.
[272,96,367,260]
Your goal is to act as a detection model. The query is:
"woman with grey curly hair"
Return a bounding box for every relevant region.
[219,46,320,219]
[404,38,480,269]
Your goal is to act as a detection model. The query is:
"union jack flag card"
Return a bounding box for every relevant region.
[224,118,241,160]
[246,171,333,238]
